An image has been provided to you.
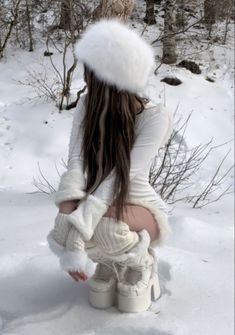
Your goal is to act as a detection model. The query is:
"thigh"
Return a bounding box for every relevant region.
[103,205,160,242]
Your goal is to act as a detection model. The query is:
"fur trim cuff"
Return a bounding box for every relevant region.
[55,169,86,207]
[67,194,108,241]
[60,250,96,277]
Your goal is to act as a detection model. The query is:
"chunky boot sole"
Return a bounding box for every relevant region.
[88,286,116,309]
[117,274,161,313]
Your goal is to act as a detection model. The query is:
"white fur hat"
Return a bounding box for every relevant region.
[75,19,155,94]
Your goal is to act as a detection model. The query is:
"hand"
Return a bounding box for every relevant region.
[68,271,88,282]
[59,227,96,278]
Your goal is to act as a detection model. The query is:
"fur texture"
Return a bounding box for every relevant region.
[54,169,86,207]
[60,250,96,277]
[75,19,155,94]
[47,230,96,277]
[67,194,108,241]
[66,195,171,248]
[54,180,171,248]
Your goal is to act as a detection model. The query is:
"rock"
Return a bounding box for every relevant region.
[44,51,53,57]
[206,77,215,83]
[161,77,182,86]
[177,60,202,74]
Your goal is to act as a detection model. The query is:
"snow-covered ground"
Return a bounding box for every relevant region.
[0,17,234,335]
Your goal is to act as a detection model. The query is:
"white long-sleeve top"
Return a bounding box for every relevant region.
[55,94,173,247]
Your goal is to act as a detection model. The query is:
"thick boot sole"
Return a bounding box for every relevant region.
[88,286,116,309]
[117,274,161,313]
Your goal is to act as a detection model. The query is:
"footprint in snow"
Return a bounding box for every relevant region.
[0,116,14,151]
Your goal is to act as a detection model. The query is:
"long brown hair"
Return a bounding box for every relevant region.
[81,64,148,220]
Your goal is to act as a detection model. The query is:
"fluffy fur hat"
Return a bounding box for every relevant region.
[75,19,155,94]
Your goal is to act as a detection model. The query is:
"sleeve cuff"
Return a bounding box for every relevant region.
[59,250,96,277]
[67,194,109,241]
[54,169,86,207]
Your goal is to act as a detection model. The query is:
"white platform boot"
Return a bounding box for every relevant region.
[85,217,161,312]
[88,263,117,308]
[85,217,138,309]
[86,253,119,309]
[116,231,161,313]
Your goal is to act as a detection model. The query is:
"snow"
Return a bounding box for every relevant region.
[0,15,234,335]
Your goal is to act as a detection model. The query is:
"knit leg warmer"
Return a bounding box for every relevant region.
[92,217,139,256]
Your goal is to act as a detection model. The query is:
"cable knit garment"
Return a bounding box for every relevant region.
[55,94,173,248]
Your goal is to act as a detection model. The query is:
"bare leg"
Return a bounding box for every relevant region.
[103,205,160,242]
[59,200,79,214]
[58,201,160,241]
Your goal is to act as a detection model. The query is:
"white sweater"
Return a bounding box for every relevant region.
[55,94,173,247]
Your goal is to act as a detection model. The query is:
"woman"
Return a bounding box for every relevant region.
[47,19,173,313]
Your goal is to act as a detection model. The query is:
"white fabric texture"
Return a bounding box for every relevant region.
[47,212,70,258]
[75,19,155,94]
[92,217,139,256]
[47,212,96,276]
[51,212,70,246]
[54,169,86,206]
[54,96,87,207]
[59,250,96,277]
[54,93,173,246]
[86,229,151,264]
[60,231,96,276]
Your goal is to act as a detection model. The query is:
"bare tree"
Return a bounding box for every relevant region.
[42,1,92,110]
[0,0,21,59]
[220,0,234,43]
[144,0,156,25]
[191,150,234,208]
[204,0,217,37]
[149,112,234,208]
[25,0,33,51]
[204,0,217,25]
[59,0,72,30]
[33,109,234,210]
[176,0,186,31]
[203,0,234,39]
[93,0,134,21]
[162,0,177,64]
